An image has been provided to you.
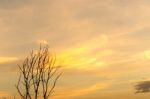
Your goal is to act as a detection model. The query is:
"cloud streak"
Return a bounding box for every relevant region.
[0,57,18,64]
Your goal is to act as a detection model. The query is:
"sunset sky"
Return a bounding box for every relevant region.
[0,0,150,99]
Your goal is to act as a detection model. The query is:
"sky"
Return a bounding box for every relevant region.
[0,0,150,99]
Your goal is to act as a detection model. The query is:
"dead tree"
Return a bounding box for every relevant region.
[16,46,61,99]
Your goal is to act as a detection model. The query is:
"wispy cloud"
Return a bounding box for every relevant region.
[54,83,110,99]
[0,57,18,64]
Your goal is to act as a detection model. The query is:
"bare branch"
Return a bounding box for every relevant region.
[16,45,62,99]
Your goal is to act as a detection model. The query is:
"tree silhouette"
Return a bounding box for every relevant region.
[16,45,61,99]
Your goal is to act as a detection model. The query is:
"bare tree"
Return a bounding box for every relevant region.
[16,45,61,99]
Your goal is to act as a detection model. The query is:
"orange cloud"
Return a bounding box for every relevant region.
[0,91,10,98]
[54,83,110,99]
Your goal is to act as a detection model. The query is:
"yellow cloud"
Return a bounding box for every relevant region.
[133,50,150,61]
[37,40,48,45]
[0,57,18,64]
[55,34,111,70]
[144,50,150,60]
